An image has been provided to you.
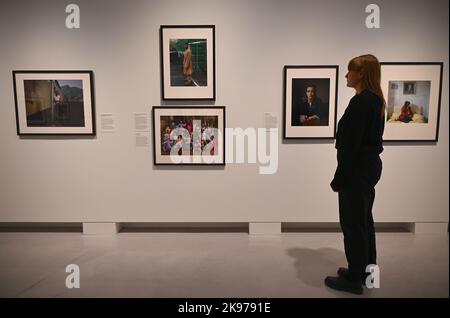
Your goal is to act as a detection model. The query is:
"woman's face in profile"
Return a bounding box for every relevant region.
[345,70,362,88]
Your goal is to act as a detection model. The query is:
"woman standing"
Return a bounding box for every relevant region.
[326,54,385,295]
[183,42,193,85]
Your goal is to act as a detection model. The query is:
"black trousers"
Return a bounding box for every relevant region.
[338,155,382,280]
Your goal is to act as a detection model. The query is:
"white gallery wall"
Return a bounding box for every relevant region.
[0,0,448,223]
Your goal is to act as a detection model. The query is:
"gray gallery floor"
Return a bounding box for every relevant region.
[0,232,448,298]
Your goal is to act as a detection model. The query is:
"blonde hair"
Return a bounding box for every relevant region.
[348,54,386,116]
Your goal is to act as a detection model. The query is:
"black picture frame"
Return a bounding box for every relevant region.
[283,65,339,140]
[381,62,443,142]
[160,25,216,101]
[152,106,225,165]
[12,70,96,136]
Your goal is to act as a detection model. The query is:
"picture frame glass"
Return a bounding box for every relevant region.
[13,71,95,135]
[161,26,215,100]
[381,63,442,141]
[153,107,225,164]
[284,66,338,139]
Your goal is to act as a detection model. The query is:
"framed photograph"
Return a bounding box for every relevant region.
[381,62,443,142]
[152,106,225,165]
[160,25,215,100]
[283,65,338,139]
[13,70,95,135]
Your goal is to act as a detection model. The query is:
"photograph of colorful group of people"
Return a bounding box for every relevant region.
[159,115,219,156]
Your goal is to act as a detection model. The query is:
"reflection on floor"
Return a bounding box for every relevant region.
[0,232,447,298]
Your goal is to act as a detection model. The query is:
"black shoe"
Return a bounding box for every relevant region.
[324,276,363,295]
[337,267,348,277]
[337,267,369,286]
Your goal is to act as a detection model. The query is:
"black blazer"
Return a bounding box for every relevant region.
[331,89,385,191]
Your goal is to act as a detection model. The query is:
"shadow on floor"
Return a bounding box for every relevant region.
[286,247,345,288]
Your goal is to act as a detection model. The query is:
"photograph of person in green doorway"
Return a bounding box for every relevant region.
[169,39,207,87]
